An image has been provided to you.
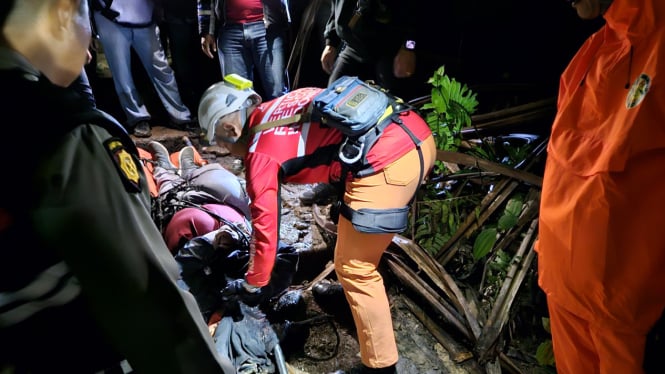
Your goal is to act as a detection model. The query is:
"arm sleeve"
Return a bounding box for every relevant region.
[323,0,341,48]
[243,154,283,287]
[34,125,234,374]
[392,0,418,46]
[197,0,215,36]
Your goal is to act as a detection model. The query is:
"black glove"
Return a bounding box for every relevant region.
[221,279,266,307]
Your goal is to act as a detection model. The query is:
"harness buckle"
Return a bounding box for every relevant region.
[338,137,364,165]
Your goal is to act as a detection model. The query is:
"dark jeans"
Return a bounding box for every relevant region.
[162,20,222,114]
[216,21,288,100]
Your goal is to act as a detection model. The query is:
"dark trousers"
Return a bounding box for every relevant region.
[329,41,422,100]
[161,20,222,114]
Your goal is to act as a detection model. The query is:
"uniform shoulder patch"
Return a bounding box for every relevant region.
[104,138,142,193]
[625,73,651,109]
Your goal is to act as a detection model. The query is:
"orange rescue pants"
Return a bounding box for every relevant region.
[548,299,647,374]
[334,136,436,368]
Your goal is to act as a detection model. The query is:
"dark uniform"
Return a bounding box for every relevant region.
[324,0,418,96]
[0,48,233,374]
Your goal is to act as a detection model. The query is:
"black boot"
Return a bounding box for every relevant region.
[148,141,176,171]
[133,120,152,138]
[361,364,396,373]
[299,183,337,205]
[312,280,353,323]
[329,363,396,374]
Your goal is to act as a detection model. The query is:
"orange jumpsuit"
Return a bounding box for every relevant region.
[535,0,665,372]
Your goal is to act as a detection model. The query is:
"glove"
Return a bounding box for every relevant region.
[221,278,266,307]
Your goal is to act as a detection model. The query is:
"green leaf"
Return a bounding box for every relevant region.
[431,89,445,109]
[536,340,556,366]
[541,317,551,333]
[505,195,524,217]
[473,228,497,261]
[497,213,518,231]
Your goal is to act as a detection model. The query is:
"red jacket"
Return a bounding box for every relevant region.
[536,0,665,333]
[243,87,432,285]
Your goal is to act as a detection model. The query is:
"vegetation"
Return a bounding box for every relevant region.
[401,65,554,372]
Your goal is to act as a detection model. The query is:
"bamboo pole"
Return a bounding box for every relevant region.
[475,219,539,364]
[436,151,543,187]
[389,236,483,340]
[400,297,479,367]
[385,256,473,341]
[436,179,520,265]
[469,98,555,124]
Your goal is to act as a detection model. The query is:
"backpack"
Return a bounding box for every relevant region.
[311,76,406,165]
[311,76,392,137]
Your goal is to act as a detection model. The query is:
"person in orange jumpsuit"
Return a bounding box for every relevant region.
[198,74,436,373]
[535,0,665,372]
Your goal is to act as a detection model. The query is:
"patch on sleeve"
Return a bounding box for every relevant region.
[104,138,142,193]
[625,73,651,109]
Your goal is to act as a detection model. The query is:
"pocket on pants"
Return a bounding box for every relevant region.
[382,150,420,186]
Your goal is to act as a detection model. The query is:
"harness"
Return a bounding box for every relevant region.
[149,177,251,246]
[250,100,426,234]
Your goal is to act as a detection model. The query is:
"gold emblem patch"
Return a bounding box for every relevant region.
[625,73,651,109]
[105,138,141,193]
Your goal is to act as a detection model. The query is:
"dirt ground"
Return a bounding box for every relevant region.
[138,128,478,374]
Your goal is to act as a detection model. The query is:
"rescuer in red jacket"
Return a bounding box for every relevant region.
[198,74,436,373]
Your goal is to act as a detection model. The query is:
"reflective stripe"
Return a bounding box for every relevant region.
[0,262,81,327]
[298,121,311,156]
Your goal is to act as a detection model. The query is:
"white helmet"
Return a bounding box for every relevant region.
[198,74,262,143]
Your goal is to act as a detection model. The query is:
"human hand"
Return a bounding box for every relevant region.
[393,47,416,78]
[321,45,337,75]
[201,34,217,59]
[221,279,266,307]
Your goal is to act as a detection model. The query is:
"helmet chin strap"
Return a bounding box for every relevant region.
[235,106,252,145]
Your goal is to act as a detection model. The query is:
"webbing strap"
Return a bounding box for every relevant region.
[335,111,425,233]
[249,112,308,134]
[180,200,251,248]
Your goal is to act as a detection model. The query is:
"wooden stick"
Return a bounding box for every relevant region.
[436,150,543,187]
[385,256,473,341]
[436,178,519,265]
[475,219,539,364]
[389,236,483,340]
[400,297,478,366]
[304,262,336,292]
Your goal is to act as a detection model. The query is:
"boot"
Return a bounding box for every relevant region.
[148,141,176,171]
[299,183,337,206]
[312,280,353,323]
[178,146,198,178]
[329,364,396,374]
[133,120,152,138]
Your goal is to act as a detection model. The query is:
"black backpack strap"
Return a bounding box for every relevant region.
[332,105,426,233]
